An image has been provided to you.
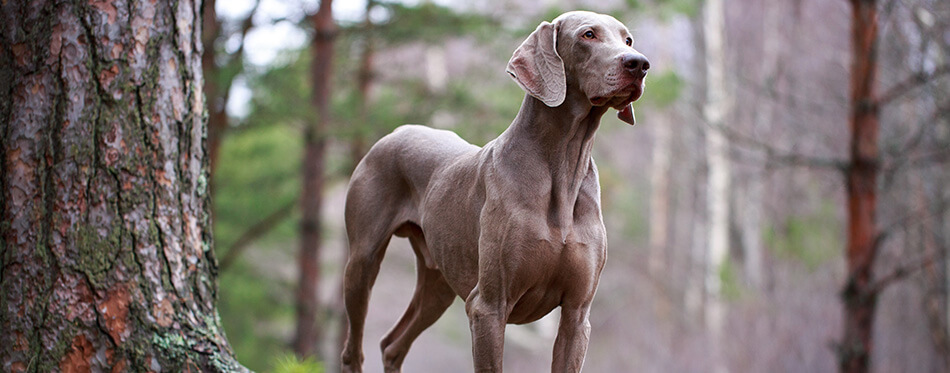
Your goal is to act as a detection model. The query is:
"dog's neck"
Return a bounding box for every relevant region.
[496,91,609,229]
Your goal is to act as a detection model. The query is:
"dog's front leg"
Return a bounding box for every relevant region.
[465,287,506,372]
[551,305,592,373]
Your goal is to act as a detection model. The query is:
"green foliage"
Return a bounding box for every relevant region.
[364,1,498,45]
[273,354,325,373]
[642,70,684,108]
[213,122,301,250]
[332,62,524,149]
[242,51,315,130]
[619,0,702,20]
[218,260,297,372]
[215,98,301,371]
[653,0,703,18]
[765,202,841,270]
[439,80,524,146]
[330,79,426,141]
[537,7,568,27]
[718,259,742,300]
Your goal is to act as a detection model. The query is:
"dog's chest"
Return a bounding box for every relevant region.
[504,222,606,320]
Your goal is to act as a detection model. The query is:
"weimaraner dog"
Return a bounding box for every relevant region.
[341,11,649,372]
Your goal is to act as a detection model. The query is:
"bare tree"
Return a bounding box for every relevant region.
[702,2,732,368]
[838,1,881,371]
[0,0,245,371]
[737,0,785,290]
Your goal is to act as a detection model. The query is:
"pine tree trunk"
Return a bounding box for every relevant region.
[839,1,880,372]
[294,0,336,359]
[350,0,375,171]
[202,0,257,184]
[202,0,226,177]
[0,1,245,371]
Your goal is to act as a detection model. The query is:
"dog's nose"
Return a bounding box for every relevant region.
[622,53,650,74]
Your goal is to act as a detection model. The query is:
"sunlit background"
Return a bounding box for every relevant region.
[206,0,950,371]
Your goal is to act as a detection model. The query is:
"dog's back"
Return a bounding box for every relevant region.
[344,125,478,250]
[357,125,477,194]
[348,124,477,206]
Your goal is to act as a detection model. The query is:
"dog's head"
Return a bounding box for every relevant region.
[506,11,649,125]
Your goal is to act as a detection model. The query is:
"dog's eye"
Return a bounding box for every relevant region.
[625,37,632,46]
[583,30,595,39]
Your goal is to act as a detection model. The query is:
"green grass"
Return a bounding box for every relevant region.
[273,354,325,373]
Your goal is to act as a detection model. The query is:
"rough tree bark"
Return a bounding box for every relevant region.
[294,0,336,359]
[839,0,881,372]
[0,0,245,371]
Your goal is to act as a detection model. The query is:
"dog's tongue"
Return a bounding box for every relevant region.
[617,104,636,125]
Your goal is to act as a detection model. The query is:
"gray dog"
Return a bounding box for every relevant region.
[341,11,649,372]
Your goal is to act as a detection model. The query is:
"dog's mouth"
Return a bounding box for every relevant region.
[590,79,644,108]
[590,79,644,125]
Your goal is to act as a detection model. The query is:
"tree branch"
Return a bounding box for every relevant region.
[219,199,296,271]
[870,254,937,294]
[878,64,950,106]
[763,150,849,171]
[711,122,848,171]
[902,148,950,168]
[734,72,846,116]
[879,99,950,191]
[884,146,950,176]
[874,194,950,252]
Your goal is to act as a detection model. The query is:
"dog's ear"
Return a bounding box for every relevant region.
[506,21,566,107]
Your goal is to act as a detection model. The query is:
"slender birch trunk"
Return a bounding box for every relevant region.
[740,0,784,290]
[650,116,673,277]
[703,0,731,370]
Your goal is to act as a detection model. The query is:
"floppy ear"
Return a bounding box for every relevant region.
[506,21,566,107]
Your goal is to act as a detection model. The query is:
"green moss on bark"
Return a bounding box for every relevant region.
[75,224,123,289]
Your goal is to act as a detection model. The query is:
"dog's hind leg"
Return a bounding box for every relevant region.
[340,186,401,373]
[379,223,456,373]
[340,233,391,372]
